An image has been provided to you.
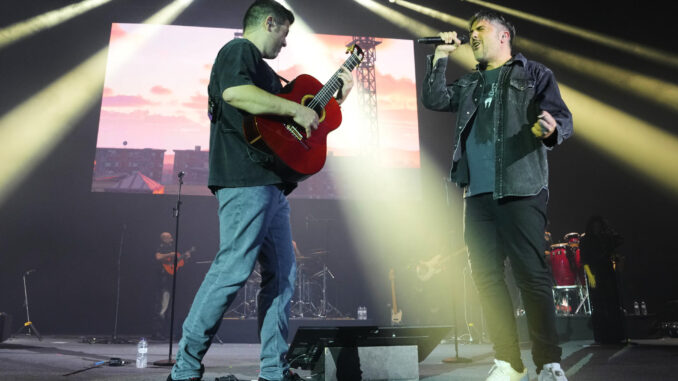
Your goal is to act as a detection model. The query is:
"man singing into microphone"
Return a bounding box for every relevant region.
[421,10,573,381]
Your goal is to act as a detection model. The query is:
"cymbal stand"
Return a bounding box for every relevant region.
[15,269,41,340]
[292,264,317,318]
[315,263,344,318]
[225,272,259,319]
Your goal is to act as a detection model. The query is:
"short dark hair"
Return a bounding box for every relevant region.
[469,10,516,49]
[243,0,294,31]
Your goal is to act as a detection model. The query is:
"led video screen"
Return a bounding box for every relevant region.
[92,23,421,198]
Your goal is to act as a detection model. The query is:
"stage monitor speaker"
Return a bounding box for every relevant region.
[286,325,451,380]
[0,313,12,343]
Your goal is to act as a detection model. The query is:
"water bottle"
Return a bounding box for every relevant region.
[357,306,367,320]
[136,337,148,368]
[633,301,640,315]
[640,301,648,316]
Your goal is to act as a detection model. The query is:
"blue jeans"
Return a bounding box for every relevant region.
[171,185,296,381]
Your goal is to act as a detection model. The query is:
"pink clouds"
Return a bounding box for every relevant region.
[182,93,208,110]
[151,85,172,95]
[97,109,208,149]
[102,95,153,107]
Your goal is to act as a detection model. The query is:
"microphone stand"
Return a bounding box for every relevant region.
[440,177,472,364]
[111,224,128,344]
[154,171,185,366]
[14,270,41,340]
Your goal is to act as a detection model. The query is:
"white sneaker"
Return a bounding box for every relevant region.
[538,362,568,381]
[486,359,528,381]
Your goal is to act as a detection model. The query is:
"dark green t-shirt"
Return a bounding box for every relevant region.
[207,38,295,194]
[465,66,501,197]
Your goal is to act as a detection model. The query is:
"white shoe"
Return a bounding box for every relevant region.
[538,362,568,381]
[486,359,528,381]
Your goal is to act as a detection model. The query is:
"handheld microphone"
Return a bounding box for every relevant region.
[417,34,469,45]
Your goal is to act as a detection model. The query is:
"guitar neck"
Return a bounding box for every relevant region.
[390,278,398,313]
[309,50,363,110]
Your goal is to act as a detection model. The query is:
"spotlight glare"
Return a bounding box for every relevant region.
[464,0,678,68]
[0,0,195,206]
[354,0,476,69]
[0,0,113,51]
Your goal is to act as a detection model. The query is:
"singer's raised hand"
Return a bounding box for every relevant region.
[433,31,462,62]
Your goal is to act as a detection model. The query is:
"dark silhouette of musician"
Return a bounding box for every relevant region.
[580,215,626,344]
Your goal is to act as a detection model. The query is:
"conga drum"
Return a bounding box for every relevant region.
[564,232,580,248]
[550,243,575,286]
[564,232,584,284]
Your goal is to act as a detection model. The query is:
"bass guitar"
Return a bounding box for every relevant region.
[389,268,402,325]
[243,45,364,182]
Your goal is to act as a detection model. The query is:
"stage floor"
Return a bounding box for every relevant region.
[1,334,677,380]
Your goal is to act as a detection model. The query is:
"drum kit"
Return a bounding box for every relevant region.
[224,249,345,319]
[546,232,591,316]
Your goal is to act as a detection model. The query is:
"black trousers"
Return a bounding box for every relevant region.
[464,190,561,372]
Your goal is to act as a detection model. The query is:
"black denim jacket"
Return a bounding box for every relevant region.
[422,53,573,199]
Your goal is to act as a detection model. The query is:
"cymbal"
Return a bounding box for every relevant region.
[310,250,329,256]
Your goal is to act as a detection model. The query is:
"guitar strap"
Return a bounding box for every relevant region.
[208,95,220,122]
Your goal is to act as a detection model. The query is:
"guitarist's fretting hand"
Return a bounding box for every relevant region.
[293,103,319,138]
[335,67,354,105]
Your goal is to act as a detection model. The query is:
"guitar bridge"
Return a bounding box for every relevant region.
[285,124,311,150]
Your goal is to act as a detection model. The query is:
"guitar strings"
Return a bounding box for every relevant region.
[307,54,362,111]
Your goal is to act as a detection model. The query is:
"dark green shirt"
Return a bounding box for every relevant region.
[465,67,501,197]
[207,38,295,194]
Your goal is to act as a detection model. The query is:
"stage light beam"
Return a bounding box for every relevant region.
[354,0,476,69]
[0,0,113,51]
[393,0,678,113]
[0,0,195,206]
[463,0,678,69]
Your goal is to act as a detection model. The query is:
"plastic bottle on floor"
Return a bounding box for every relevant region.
[136,337,148,368]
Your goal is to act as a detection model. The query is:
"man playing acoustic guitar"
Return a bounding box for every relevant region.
[169,1,354,381]
[153,231,194,341]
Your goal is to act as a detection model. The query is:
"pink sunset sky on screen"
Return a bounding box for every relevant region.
[96,23,420,168]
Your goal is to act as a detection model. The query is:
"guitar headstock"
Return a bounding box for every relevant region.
[346,44,364,63]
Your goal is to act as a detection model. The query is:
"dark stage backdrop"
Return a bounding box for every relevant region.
[0,0,676,337]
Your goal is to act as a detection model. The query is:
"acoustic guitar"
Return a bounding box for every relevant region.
[243,45,364,182]
[162,246,196,275]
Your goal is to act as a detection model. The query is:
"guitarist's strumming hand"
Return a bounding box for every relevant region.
[293,103,319,138]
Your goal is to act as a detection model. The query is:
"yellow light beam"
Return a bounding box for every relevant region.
[393,0,467,29]
[561,84,678,195]
[394,0,678,113]
[463,0,678,69]
[0,0,194,205]
[517,39,678,113]
[354,0,477,69]
[0,0,114,51]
